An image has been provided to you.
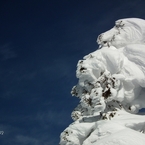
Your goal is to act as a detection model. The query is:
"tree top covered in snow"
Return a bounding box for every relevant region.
[59,18,145,145]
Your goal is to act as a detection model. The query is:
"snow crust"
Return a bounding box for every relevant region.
[59,18,145,145]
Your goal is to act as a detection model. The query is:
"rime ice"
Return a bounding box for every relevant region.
[59,18,145,145]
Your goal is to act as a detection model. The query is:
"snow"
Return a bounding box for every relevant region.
[59,18,145,145]
[92,128,145,145]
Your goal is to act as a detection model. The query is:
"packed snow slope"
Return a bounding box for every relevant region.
[59,18,145,145]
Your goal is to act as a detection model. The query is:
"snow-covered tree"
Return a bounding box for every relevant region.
[59,18,145,145]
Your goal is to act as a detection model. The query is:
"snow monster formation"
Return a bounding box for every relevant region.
[59,18,145,145]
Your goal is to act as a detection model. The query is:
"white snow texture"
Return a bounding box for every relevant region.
[59,18,145,145]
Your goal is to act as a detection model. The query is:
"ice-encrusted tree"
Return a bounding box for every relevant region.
[59,18,145,145]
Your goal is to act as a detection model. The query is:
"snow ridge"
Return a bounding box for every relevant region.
[59,18,145,145]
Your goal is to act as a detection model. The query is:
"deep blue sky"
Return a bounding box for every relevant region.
[0,0,145,145]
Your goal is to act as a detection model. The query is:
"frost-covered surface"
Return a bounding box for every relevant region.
[59,18,145,145]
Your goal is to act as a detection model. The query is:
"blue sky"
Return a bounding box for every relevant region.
[0,0,145,145]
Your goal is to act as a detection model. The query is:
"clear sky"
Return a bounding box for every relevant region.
[0,0,145,145]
